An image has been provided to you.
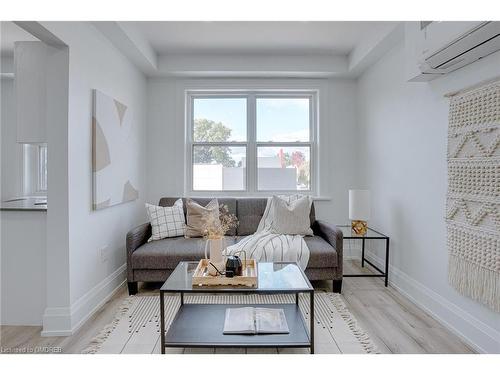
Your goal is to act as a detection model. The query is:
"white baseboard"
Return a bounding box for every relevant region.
[41,264,126,337]
[41,306,72,336]
[363,251,500,353]
[344,254,361,260]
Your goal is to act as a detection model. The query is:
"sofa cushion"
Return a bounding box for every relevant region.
[158,197,237,236]
[132,236,237,269]
[234,235,336,268]
[271,195,314,236]
[185,198,220,238]
[235,198,316,236]
[145,199,185,241]
[236,198,268,235]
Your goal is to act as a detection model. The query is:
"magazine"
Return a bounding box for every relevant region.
[223,307,289,334]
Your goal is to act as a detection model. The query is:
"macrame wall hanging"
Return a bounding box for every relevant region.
[446,79,500,312]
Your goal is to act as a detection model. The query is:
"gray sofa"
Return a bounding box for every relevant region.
[126,197,343,294]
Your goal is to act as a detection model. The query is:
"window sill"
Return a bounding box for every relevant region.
[185,193,331,201]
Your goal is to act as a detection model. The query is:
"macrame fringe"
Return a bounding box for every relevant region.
[449,255,500,313]
[326,293,380,354]
[81,296,136,354]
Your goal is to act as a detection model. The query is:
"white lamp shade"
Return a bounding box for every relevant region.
[349,189,371,221]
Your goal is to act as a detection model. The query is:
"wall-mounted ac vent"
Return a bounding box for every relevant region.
[418,21,500,75]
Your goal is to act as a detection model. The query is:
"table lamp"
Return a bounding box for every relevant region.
[349,189,370,235]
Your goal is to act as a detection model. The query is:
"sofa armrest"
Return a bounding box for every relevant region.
[312,220,343,279]
[126,223,151,281]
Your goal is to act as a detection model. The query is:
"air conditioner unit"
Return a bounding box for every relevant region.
[418,21,500,75]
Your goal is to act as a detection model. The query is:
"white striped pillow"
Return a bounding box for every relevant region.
[271,195,313,236]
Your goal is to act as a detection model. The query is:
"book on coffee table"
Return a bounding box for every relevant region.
[223,307,289,334]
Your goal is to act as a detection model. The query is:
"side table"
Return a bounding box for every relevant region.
[337,225,390,287]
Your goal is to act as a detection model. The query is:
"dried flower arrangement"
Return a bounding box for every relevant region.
[203,204,239,239]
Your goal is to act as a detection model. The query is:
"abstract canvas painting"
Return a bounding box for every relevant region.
[92,89,139,210]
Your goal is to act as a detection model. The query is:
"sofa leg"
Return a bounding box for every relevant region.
[128,282,138,295]
[332,280,342,294]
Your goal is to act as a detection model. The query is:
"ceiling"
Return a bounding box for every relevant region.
[0,21,39,57]
[1,21,402,78]
[127,21,397,55]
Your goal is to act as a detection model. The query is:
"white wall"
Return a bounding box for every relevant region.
[357,41,500,353]
[1,56,14,74]
[1,69,47,327]
[1,74,23,200]
[1,211,46,325]
[1,43,66,328]
[43,43,71,334]
[40,22,148,335]
[146,78,359,224]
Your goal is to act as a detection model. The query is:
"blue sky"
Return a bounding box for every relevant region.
[193,97,310,142]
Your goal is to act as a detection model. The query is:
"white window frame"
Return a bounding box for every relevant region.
[22,143,47,196]
[37,144,47,192]
[185,90,318,196]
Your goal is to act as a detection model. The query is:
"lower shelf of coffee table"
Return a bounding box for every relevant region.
[164,303,311,348]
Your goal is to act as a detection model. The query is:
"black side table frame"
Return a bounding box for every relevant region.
[340,226,390,287]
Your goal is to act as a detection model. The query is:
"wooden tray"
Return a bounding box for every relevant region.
[192,259,258,288]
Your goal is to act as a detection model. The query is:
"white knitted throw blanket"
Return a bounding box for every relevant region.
[227,195,310,270]
[446,79,500,312]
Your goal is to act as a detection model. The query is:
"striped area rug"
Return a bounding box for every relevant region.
[83,292,378,354]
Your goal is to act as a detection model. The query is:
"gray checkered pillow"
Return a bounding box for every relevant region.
[145,199,185,241]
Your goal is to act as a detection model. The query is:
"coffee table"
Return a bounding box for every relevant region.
[159,261,315,353]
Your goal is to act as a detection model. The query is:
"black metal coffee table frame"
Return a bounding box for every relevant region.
[159,261,315,354]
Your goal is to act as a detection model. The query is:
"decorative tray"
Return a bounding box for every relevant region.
[192,259,258,288]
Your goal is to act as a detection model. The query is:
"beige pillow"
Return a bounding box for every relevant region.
[271,195,313,236]
[185,198,220,238]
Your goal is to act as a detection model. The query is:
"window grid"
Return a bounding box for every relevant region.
[186,91,317,195]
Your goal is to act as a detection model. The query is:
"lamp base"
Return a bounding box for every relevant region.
[351,220,368,236]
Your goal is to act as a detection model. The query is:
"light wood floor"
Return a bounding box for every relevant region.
[0,260,475,354]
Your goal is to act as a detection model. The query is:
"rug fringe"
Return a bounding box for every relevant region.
[326,293,380,354]
[81,296,136,354]
[449,255,500,312]
[82,292,379,354]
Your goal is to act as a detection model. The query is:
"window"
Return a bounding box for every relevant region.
[187,91,316,194]
[23,143,47,195]
[192,97,247,191]
[256,98,312,191]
